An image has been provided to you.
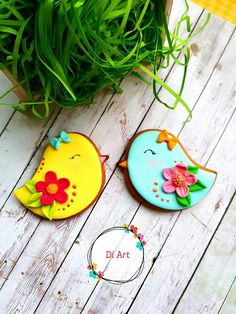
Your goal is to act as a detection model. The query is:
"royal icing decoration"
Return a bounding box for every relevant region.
[49,130,71,150]
[162,163,208,207]
[35,171,70,206]
[157,129,178,150]
[119,129,217,211]
[14,131,108,220]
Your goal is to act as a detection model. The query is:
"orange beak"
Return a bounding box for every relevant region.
[99,155,109,164]
[118,160,127,168]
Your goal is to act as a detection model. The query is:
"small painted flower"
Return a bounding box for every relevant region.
[123,224,130,233]
[142,240,147,246]
[92,263,97,270]
[138,233,144,241]
[162,164,197,198]
[35,171,70,206]
[98,271,104,278]
[87,265,92,270]
[130,225,138,234]
[89,271,97,279]
[136,242,143,250]
[133,234,138,239]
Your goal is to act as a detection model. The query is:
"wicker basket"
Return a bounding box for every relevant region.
[3,0,173,102]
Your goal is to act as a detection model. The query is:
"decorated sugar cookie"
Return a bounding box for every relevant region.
[14,131,108,220]
[119,129,217,210]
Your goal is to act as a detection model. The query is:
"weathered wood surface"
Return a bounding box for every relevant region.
[0,0,193,295]
[220,277,236,314]
[0,72,17,132]
[174,195,236,314]
[0,2,235,314]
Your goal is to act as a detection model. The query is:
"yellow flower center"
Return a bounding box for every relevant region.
[172,173,185,187]
[46,183,58,195]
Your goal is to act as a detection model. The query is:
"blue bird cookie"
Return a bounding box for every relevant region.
[118,129,217,211]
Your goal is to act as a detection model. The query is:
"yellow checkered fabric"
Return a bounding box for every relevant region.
[192,0,236,25]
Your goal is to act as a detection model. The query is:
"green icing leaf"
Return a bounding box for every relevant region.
[176,193,191,207]
[27,192,42,208]
[188,165,199,174]
[28,192,42,204]
[24,179,37,193]
[42,201,57,221]
[27,193,42,207]
[42,206,52,220]
[189,179,207,192]
[28,199,42,208]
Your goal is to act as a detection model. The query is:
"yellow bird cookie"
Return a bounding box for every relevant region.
[14,131,108,220]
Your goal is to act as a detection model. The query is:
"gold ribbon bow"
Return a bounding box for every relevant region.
[157,130,178,151]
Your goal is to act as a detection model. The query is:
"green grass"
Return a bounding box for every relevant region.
[0,0,209,119]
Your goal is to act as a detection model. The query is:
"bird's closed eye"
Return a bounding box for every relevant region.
[144,149,156,155]
[70,154,81,159]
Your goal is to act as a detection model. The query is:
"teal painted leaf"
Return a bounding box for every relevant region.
[24,180,36,193]
[42,201,57,220]
[136,242,143,250]
[176,193,191,207]
[89,271,97,279]
[189,179,207,192]
[188,165,199,174]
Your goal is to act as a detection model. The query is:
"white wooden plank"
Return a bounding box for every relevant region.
[0,71,18,132]
[0,89,114,288]
[173,195,236,314]
[126,116,236,314]
[0,68,151,291]
[128,90,236,313]
[32,14,236,314]
[0,2,205,312]
[0,109,59,208]
[74,30,236,314]
[0,67,156,314]
[220,278,236,314]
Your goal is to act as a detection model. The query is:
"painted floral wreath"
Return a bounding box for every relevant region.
[87,224,146,281]
[162,163,206,207]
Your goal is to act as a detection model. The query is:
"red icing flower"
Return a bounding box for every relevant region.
[36,171,70,206]
[162,164,197,198]
[130,225,138,234]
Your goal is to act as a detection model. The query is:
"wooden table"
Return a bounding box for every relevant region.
[0,2,235,313]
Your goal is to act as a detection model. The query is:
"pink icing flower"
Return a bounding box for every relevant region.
[162,164,197,198]
[138,233,144,241]
[98,271,104,277]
